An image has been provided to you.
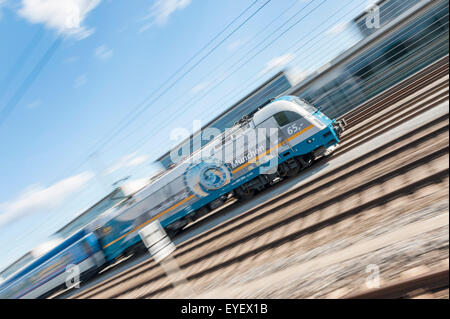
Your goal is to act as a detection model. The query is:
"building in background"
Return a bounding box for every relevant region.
[353,0,422,37]
[288,0,448,117]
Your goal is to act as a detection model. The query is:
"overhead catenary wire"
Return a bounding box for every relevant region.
[0,0,320,251]
[5,1,444,254]
[122,0,444,175]
[41,0,274,190]
[108,0,303,151]
[187,0,365,128]
[0,28,44,102]
[80,0,263,154]
[110,0,329,162]
[308,10,449,108]
[0,36,63,127]
[13,0,422,225]
[0,0,277,249]
[164,0,444,145]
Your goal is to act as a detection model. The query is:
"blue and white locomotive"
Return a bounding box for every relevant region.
[0,95,344,298]
[93,95,345,263]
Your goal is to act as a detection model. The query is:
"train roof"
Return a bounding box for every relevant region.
[133,96,293,190]
[114,98,272,209]
[155,71,291,163]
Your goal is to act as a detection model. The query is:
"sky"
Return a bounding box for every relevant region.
[0,0,372,273]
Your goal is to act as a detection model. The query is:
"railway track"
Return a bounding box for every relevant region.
[347,268,449,299]
[341,55,449,127]
[334,75,448,156]
[334,55,449,155]
[73,110,448,298]
[177,55,449,243]
[90,123,449,298]
[66,56,449,299]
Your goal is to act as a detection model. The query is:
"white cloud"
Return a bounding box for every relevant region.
[94,45,113,60]
[140,0,191,32]
[17,0,101,39]
[365,0,379,10]
[105,152,149,175]
[326,21,349,35]
[128,155,148,167]
[0,0,6,20]
[191,82,208,94]
[74,73,87,88]
[0,172,94,228]
[227,39,246,52]
[259,53,296,76]
[285,66,313,86]
[64,56,79,64]
[26,99,41,109]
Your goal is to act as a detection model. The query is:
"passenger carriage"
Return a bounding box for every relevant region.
[0,229,104,299]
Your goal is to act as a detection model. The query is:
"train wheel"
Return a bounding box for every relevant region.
[166,227,181,238]
[298,154,313,169]
[234,186,255,201]
[286,159,301,177]
[277,165,287,178]
[195,206,210,219]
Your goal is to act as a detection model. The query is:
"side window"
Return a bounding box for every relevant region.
[274,111,302,127]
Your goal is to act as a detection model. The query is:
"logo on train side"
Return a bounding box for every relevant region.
[184,159,232,197]
[230,144,266,170]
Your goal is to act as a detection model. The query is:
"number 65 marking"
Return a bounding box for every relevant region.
[287,123,300,136]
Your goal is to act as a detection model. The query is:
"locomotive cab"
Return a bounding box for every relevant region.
[252,96,343,160]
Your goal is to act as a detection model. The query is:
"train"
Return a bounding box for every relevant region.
[0,229,104,299]
[93,96,345,263]
[0,96,344,298]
